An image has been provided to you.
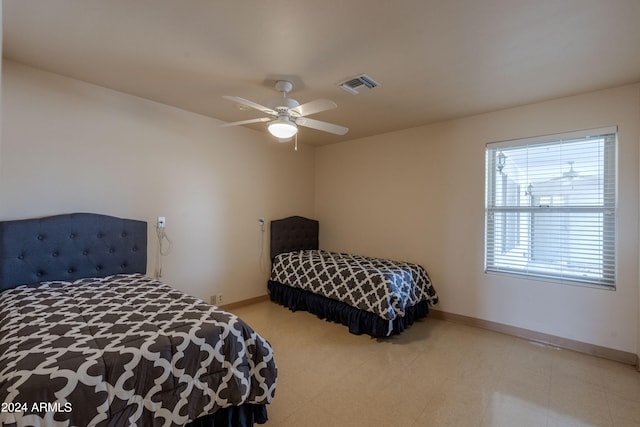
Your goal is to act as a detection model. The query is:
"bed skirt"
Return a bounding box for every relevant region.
[186,404,268,426]
[267,280,428,337]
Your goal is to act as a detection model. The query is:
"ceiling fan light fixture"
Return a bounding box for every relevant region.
[268,117,298,139]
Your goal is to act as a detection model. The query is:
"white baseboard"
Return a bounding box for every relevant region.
[429,309,638,367]
[219,294,269,311]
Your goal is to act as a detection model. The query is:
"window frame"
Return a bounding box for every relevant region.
[484,127,617,288]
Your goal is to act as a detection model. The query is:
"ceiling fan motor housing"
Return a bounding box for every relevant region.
[268,97,300,114]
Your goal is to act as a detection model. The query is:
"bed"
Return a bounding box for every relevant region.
[267,216,438,337]
[0,213,276,427]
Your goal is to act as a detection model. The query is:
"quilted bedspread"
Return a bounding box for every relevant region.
[271,250,438,321]
[0,274,277,427]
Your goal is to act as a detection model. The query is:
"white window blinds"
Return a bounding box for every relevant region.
[485,127,616,287]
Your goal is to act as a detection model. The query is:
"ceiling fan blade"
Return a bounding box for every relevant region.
[223,96,277,116]
[289,99,337,117]
[219,117,272,127]
[296,117,349,135]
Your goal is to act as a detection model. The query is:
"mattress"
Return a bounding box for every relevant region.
[0,274,277,426]
[270,249,438,321]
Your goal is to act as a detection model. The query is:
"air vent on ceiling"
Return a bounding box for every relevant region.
[338,74,380,95]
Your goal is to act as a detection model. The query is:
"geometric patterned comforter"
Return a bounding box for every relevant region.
[271,250,438,322]
[0,274,277,427]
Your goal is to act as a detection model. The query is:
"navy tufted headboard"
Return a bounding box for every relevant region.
[270,216,319,260]
[0,213,147,291]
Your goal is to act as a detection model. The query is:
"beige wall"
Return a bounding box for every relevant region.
[316,83,640,354]
[0,61,315,303]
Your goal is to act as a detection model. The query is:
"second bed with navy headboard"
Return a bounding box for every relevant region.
[268,216,438,337]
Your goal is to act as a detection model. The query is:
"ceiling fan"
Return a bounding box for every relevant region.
[550,161,581,181]
[548,161,596,190]
[220,80,349,141]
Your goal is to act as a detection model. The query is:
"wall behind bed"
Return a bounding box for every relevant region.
[0,61,315,303]
[315,83,640,358]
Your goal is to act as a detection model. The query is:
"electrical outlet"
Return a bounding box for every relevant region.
[157,216,166,228]
[216,294,223,305]
[258,218,265,226]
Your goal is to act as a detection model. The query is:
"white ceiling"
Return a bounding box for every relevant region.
[3,0,640,146]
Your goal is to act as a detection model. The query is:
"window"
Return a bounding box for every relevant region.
[485,127,616,287]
